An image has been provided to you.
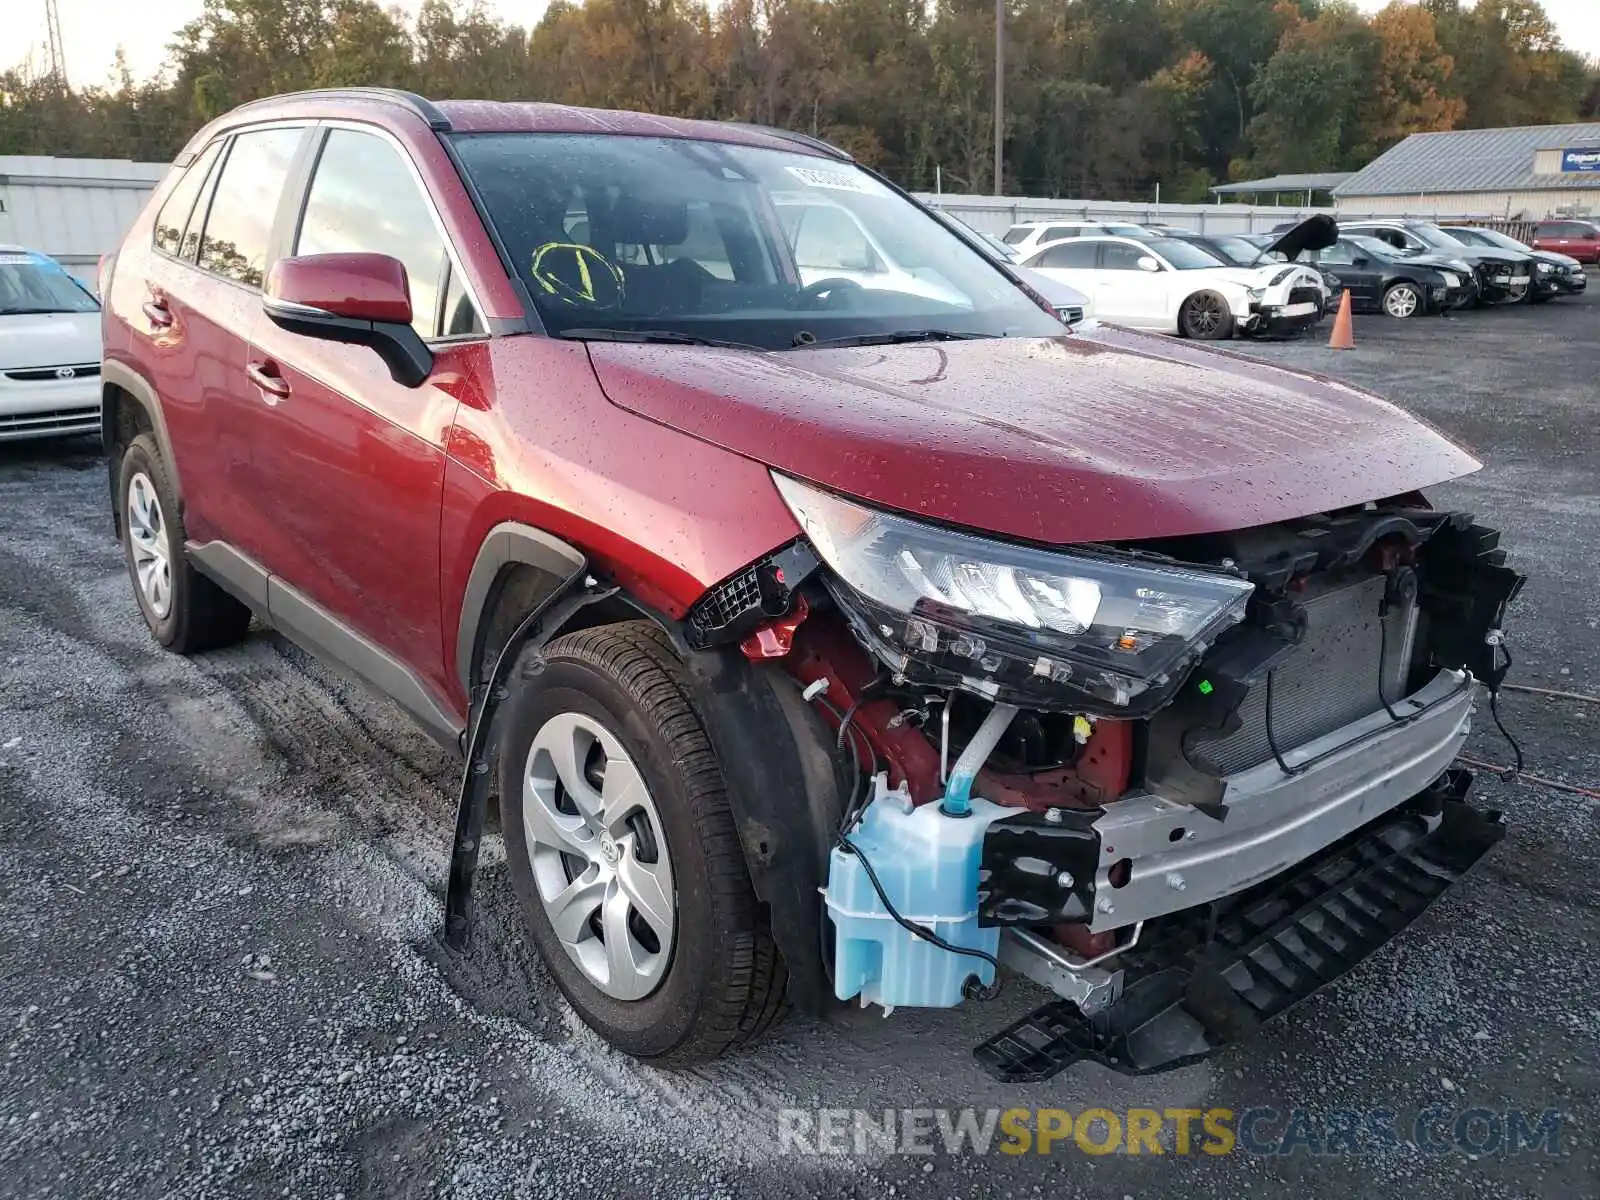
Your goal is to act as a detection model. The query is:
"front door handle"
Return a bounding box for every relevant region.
[246,360,291,401]
[141,297,172,328]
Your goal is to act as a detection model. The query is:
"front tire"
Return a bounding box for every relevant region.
[118,433,252,653]
[497,622,786,1064]
[1178,291,1234,340]
[1382,282,1423,319]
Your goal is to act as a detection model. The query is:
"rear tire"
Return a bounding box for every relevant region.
[497,621,786,1064]
[1178,291,1234,340]
[118,433,252,653]
[1382,282,1423,319]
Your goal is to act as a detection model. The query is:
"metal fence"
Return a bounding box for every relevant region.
[916,193,1542,242]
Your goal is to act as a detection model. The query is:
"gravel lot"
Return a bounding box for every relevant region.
[2,289,1596,1198]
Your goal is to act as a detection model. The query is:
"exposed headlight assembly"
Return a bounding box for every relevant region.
[773,474,1254,715]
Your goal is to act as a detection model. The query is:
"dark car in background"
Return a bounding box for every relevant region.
[1531,219,1600,264]
[1442,226,1588,301]
[1307,235,1468,318]
[1340,219,1534,305]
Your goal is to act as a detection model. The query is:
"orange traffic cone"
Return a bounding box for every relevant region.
[1327,289,1354,350]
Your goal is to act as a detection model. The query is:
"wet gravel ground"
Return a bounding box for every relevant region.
[2,287,1597,1198]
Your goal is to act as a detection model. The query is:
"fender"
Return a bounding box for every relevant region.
[454,521,587,696]
[101,360,183,533]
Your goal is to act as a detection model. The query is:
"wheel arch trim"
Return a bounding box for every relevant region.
[102,361,183,530]
[454,521,588,697]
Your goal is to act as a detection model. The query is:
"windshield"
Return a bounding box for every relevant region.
[1409,223,1461,251]
[1350,235,1402,259]
[1203,236,1263,266]
[0,253,99,315]
[1150,239,1230,270]
[1452,227,1527,252]
[451,134,1059,349]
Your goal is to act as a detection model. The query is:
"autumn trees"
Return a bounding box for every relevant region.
[1,0,1594,200]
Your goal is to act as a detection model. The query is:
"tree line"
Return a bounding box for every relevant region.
[2,0,1596,200]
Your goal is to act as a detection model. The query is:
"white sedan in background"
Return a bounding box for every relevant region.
[0,247,103,441]
[1019,235,1327,340]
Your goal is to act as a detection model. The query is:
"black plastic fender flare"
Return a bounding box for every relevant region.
[101,360,184,534]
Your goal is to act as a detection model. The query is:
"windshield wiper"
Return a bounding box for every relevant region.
[0,307,79,316]
[557,327,757,349]
[792,329,988,350]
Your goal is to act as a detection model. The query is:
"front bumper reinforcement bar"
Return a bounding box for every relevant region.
[973,771,1503,1082]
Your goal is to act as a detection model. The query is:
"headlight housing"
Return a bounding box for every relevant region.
[1441,271,1461,287]
[1537,261,1554,273]
[773,474,1254,715]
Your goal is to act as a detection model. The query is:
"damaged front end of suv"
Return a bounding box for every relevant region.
[688,468,1522,1081]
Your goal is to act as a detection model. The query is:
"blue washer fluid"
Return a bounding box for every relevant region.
[825,777,1010,1009]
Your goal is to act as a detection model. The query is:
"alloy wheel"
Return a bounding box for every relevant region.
[1384,286,1420,318]
[522,711,676,1001]
[126,472,173,619]
[1183,294,1223,337]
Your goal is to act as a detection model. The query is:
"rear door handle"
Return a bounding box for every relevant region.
[141,297,172,327]
[246,360,291,401]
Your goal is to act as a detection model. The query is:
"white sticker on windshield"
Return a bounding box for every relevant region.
[0,254,37,265]
[785,165,880,194]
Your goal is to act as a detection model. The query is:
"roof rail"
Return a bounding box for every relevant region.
[722,122,852,161]
[231,87,452,132]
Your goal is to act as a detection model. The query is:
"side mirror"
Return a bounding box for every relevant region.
[1352,256,1369,268]
[263,253,433,388]
[1136,256,1161,273]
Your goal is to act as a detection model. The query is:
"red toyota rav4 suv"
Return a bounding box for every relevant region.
[102,89,1522,1079]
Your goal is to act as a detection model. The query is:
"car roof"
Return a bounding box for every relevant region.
[185,88,844,164]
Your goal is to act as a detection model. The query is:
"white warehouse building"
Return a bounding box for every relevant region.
[1334,122,1600,221]
[0,156,168,286]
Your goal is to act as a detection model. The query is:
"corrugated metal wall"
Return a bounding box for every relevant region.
[0,156,169,285]
[1336,190,1598,221]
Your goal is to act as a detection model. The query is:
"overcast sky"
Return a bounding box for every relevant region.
[11,0,1600,90]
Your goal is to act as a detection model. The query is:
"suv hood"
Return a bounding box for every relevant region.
[0,311,100,372]
[587,330,1477,545]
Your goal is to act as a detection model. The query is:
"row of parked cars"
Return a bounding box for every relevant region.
[981,214,1593,338]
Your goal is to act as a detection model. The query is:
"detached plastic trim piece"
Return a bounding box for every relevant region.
[973,774,1503,1082]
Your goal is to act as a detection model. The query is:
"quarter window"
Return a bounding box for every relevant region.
[198,127,305,287]
[295,129,457,338]
[153,142,222,260]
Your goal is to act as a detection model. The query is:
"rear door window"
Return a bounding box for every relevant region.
[1036,241,1099,268]
[153,142,222,260]
[1100,242,1153,270]
[294,128,457,338]
[198,126,306,287]
[1042,225,1081,242]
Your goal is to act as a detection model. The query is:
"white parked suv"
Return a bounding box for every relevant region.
[1001,219,1151,259]
[0,246,103,441]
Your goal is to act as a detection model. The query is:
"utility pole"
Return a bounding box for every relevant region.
[992,0,1004,195]
[44,0,68,89]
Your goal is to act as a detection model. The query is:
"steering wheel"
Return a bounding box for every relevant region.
[791,276,865,310]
